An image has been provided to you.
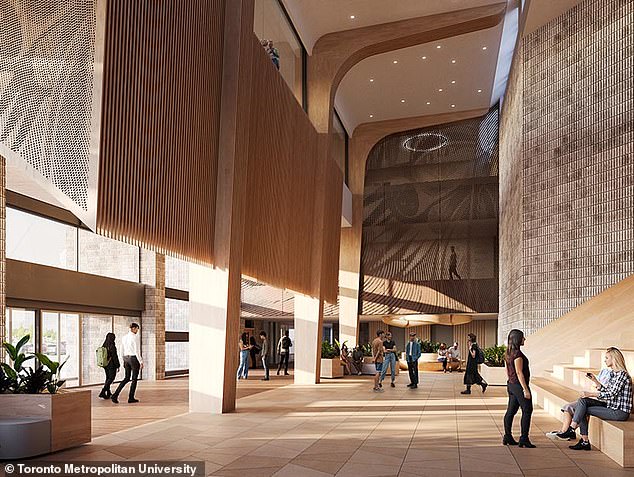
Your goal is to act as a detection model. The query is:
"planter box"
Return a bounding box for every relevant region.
[480,364,508,386]
[420,353,437,362]
[320,358,343,378]
[0,390,91,452]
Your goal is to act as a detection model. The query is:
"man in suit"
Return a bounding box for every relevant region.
[405,332,422,389]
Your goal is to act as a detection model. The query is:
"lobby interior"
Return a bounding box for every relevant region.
[0,0,633,476]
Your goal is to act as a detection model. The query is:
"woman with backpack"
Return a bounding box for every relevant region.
[98,332,120,399]
[461,333,488,395]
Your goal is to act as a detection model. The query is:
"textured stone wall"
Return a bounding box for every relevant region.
[141,250,166,380]
[499,0,634,339]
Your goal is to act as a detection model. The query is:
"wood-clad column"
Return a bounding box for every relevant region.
[293,294,324,384]
[0,155,5,362]
[140,250,165,381]
[189,0,254,414]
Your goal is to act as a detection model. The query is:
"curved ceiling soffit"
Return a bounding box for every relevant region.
[308,2,507,132]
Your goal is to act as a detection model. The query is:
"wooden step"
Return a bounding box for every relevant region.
[550,365,600,391]
[532,377,634,467]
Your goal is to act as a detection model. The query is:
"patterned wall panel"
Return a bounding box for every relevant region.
[97,0,224,263]
[499,0,634,337]
[0,0,104,228]
[361,108,500,316]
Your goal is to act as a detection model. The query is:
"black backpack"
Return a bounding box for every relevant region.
[282,336,292,349]
[476,346,485,364]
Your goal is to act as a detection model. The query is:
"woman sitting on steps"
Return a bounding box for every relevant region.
[553,347,632,451]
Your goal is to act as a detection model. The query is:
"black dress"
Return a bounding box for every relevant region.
[100,344,120,397]
[464,343,484,386]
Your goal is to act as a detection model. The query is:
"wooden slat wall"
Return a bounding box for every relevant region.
[408,325,431,342]
[453,321,492,358]
[97,0,224,263]
[242,37,340,301]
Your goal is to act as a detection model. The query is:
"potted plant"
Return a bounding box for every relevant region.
[420,340,440,362]
[361,343,374,364]
[0,335,91,453]
[480,344,508,385]
[320,340,343,378]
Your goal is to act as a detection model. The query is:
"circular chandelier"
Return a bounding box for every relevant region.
[402,132,448,152]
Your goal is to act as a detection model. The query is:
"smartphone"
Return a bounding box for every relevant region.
[585,372,594,379]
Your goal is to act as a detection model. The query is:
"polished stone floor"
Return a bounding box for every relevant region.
[46,372,634,476]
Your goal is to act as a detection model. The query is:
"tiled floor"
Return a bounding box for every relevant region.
[45,372,634,476]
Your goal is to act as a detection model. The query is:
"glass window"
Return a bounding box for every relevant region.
[7,208,77,271]
[81,314,113,386]
[254,0,304,105]
[5,308,36,354]
[166,298,189,332]
[332,113,347,178]
[165,342,188,373]
[42,311,80,387]
[165,255,189,291]
[78,229,140,282]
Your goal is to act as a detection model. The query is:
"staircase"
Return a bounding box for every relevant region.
[521,275,634,467]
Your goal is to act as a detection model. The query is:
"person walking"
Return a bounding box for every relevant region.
[448,246,461,280]
[98,332,120,399]
[111,323,143,404]
[406,332,422,388]
[380,331,398,388]
[237,332,251,380]
[259,331,270,381]
[277,330,292,376]
[462,333,488,394]
[503,329,535,448]
[372,330,385,392]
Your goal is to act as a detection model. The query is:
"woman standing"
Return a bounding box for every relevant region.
[98,333,120,399]
[249,335,260,369]
[237,332,251,380]
[503,329,535,448]
[462,333,488,394]
[437,343,448,373]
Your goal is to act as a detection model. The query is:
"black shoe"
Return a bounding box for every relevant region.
[410,385,417,388]
[556,427,577,441]
[502,435,519,446]
[284,372,289,376]
[111,395,119,404]
[128,398,139,403]
[390,382,395,388]
[261,378,270,381]
[569,439,591,451]
[407,383,414,387]
[379,382,383,388]
[461,389,471,394]
[481,382,488,393]
[98,392,108,399]
[518,439,536,448]
[277,371,280,376]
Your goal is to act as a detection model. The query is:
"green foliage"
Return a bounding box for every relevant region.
[361,343,373,357]
[321,341,338,359]
[0,335,67,394]
[483,345,507,367]
[420,340,440,353]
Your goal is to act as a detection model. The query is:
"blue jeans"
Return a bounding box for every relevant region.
[572,397,630,436]
[380,353,397,383]
[237,350,249,379]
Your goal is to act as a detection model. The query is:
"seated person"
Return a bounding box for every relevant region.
[437,343,448,373]
[352,346,364,375]
[548,347,632,451]
[340,343,352,375]
[547,367,611,440]
[447,342,460,372]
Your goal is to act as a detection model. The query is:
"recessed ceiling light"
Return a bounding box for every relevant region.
[422,56,427,60]
[438,88,443,92]
[451,80,456,84]
[482,46,488,50]
[369,114,374,118]
[369,78,374,82]
[350,15,355,19]
[477,89,483,93]
[393,60,398,64]
[400,99,406,103]
[426,102,431,105]
[451,104,456,108]
[451,59,456,64]
[436,45,442,49]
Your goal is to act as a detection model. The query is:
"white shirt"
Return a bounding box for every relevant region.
[121,331,143,364]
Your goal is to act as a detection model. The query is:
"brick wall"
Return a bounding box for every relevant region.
[141,250,166,380]
[499,0,634,339]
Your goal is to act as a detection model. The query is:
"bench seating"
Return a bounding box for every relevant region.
[0,418,51,459]
[532,377,634,467]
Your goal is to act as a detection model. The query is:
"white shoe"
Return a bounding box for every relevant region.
[546,431,559,440]
[358,372,362,376]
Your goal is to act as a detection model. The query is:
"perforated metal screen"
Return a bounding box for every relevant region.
[361,107,500,316]
[0,0,103,228]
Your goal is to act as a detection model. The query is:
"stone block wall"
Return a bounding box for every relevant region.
[141,250,166,380]
[499,0,634,340]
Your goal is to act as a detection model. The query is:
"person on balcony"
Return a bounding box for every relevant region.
[555,347,632,451]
